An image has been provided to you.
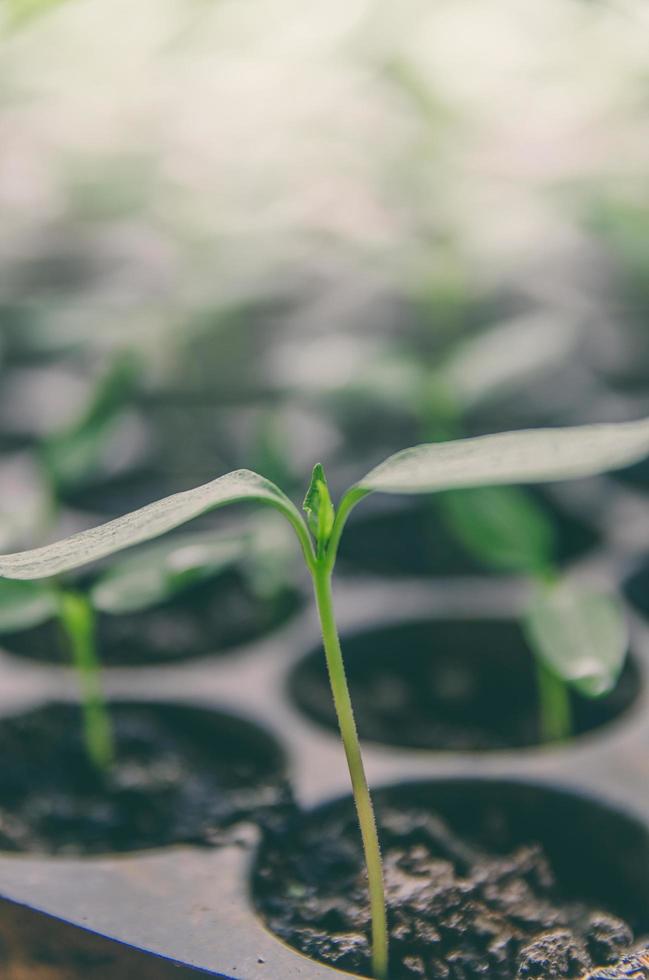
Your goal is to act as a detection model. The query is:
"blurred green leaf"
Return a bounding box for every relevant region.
[438,485,555,575]
[5,0,71,28]
[0,579,58,634]
[524,581,628,698]
[91,530,251,615]
[445,312,582,409]
[41,351,141,490]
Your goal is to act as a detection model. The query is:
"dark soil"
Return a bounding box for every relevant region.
[290,619,640,751]
[1,571,301,665]
[337,490,598,579]
[0,900,201,980]
[0,702,292,854]
[614,456,649,492]
[625,562,649,621]
[255,782,649,979]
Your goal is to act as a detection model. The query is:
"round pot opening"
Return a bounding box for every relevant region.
[624,560,649,624]
[289,618,641,751]
[0,572,302,666]
[0,701,293,855]
[254,778,649,979]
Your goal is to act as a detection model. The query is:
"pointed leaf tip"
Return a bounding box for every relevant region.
[303,463,335,551]
[524,582,628,698]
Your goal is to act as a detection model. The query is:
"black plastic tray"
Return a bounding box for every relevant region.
[0,474,648,979]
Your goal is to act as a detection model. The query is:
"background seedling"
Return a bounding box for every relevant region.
[0,418,648,978]
[318,315,614,741]
[0,578,113,772]
[40,350,142,497]
[0,515,293,775]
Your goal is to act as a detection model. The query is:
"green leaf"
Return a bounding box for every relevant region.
[524,582,628,697]
[42,352,141,490]
[445,312,582,409]
[303,463,335,555]
[356,419,649,495]
[0,469,301,581]
[0,579,59,634]
[438,485,555,575]
[5,0,71,27]
[91,530,252,614]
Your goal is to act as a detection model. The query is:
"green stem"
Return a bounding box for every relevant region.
[536,659,572,743]
[311,562,389,980]
[58,592,114,772]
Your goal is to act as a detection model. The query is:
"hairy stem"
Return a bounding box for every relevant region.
[58,592,114,772]
[311,562,389,979]
[536,659,572,743]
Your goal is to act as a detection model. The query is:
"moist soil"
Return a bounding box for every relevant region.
[256,792,644,980]
[1,571,301,666]
[624,562,649,622]
[337,490,598,579]
[0,702,292,854]
[290,620,640,751]
[0,900,201,980]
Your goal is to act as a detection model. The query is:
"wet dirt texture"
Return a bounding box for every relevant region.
[256,803,642,980]
[0,571,300,665]
[0,703,292,854]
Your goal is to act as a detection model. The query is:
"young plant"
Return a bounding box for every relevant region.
[0,516,292,775]
[1,418,648,978]
[0,579,113,771]
[323,315,615,741]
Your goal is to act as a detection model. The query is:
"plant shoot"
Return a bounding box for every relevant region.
[1,418,648,977]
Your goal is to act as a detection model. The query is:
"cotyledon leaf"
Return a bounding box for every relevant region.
[91,530,253,614]
[0,470,301,581]
[524,581,628,698]
[444,311,582,409]
[356,418,649,495]
[0,579,59,633]
[437,485,555,575]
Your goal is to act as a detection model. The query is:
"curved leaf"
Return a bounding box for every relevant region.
[438,485,555,575]
[0,470,300,581]
[42,351,142,491]
[0,579,59,634]
[524,582,628,697]
[357,418,649,495]
[91,530,251,614]
[446,312,582,408]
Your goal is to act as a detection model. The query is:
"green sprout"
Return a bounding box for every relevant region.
[0,579,114,772]
[0,516,292,775]
[322,315,611,741]
[0,418,648,978]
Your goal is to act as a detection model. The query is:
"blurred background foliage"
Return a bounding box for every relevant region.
[1,0,649,535]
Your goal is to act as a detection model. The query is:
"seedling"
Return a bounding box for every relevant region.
[40,349,141,496]
[321,315,612,740]
[0,516,294,775]
[0,579,114,772]
[1,418,648,978]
